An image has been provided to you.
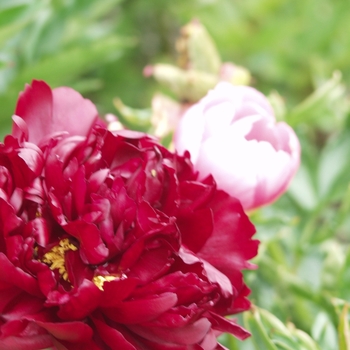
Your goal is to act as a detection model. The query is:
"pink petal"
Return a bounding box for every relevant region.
[174,82,300,210]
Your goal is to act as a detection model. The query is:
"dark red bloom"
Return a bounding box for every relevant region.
[0,81,258,349]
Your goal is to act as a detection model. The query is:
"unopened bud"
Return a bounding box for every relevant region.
[145,63,218,102]
[176,19,221,74]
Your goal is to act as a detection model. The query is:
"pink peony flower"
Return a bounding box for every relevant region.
[0,80,258,349]
[175,82,300,211]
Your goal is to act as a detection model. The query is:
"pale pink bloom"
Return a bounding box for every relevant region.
[175,82,300,210]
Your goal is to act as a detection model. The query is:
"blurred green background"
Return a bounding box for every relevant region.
[1,0,350,132]
[2,1,350,349]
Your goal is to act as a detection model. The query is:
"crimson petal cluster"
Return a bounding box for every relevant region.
[0,81,258,350]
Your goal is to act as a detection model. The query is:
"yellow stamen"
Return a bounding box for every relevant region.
[93,275,118,291]
[92,273,127,291]
[41,238,77,281]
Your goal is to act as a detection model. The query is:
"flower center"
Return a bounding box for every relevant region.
[41,238,78,281]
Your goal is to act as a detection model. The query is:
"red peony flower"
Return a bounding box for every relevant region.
[0,80,258,349]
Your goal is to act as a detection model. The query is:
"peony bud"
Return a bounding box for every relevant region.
[144,19,253,105]
[174,82,300,211]
[144,63,218,102]
[176,18,221,74]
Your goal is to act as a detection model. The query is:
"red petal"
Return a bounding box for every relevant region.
[71,165,86,217]
[207,312,250,340]
[177,249,232,300]
[0,198,22,237]
[132,271,216,309]
[1,292,43,322]
[0,288,21,313]
[92,317,137,350]
[197,191,258,274]
[18,142,43,176]
[129,317,211,345]
[14,80,53,144]
[11,115,28,142]
[0,253,41,296]
[103,292,177,324]
[177,207,213,253]
[52,86,98,139]
[48,191,67,226]
[0,334,53,350]
[13,81,98,144]
[64,220,109,265]
[127,247,172,284]
[34,320,93,342]
[45,279,101,320]
[101,277,138,308]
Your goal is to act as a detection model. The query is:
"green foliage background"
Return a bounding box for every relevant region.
[2,0,350,131]
[1,0,350,349]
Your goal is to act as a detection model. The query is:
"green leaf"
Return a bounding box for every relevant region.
[292,327,322,350]
[17,36,127,85]
[287,164,318,211]
[113,98,152,131]
[0,0,31,11]
[317,132,350,200]
[339,304,350,350]
[258,308,319,349]
[338,248,350,301]
[0,35,131,124]
[273,340,297,350]
[244,308,278,350]
[0,5,32,46]
[286,71,343,127]
[312,312,338,350]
